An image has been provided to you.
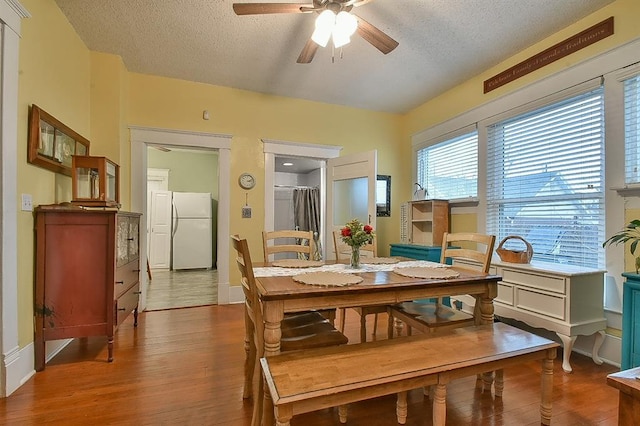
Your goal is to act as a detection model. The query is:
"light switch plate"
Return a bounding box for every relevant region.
[242,206,252,218]
[21,193,33,211]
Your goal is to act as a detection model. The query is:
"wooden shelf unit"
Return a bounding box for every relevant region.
[34,206,141,371]
[406,199,449,246]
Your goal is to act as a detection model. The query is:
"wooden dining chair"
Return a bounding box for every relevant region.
[388,232,496,337]
[262,229,315,262]
[333,230,386,343]
[263,229,336,324]
[232,235,348,426]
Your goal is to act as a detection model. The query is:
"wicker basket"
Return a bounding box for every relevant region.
[496,235,533,264]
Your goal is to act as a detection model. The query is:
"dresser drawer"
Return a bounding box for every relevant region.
[501,268,565,294]
[495,282,514,306]
[115,282,139,326]
[516,287,565,320]
[115,259,140,297]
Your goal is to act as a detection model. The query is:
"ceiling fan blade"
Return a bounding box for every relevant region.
[233,3,311,15]
[345,0,375,7]
[355,15,398,54]
[297,38,319,64]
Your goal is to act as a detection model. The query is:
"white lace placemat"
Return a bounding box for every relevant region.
[393,267,460,279]
[292,271,364,287]
[254,260,445,277]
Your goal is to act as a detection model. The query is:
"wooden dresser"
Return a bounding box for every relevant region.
[34,206,141,371]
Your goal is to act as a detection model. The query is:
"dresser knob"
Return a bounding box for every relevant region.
[118,307,126,311]
[116,280,124,285]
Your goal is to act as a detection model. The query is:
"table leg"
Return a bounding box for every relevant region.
[556,333,577,373]
[540,350,556,425]
[262,301,284,426]
[476,285,496,326]
[592,330,605,366]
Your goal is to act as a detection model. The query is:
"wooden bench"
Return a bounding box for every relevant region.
[260,322,559,426]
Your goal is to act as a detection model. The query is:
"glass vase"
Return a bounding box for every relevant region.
[350,246,361,269]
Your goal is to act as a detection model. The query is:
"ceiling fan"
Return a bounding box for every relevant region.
[233,0,399,64]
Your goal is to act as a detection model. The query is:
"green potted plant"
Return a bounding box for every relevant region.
[603,219,640,273]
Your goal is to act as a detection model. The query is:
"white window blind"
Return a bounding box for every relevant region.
[624,73,640,184]
[486,87,605,268]
[416,131,478,200]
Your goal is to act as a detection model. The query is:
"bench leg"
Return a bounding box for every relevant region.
[338,405,348,423]
[540,354,555,425]
[433,382,447,426]
[396,391,408,424]
[274,404,292,426]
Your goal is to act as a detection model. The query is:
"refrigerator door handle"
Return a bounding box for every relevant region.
[171,203,178,238]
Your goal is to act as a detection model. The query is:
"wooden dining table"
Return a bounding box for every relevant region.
[254,260,501,425]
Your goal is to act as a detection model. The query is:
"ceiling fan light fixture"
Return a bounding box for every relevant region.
[332,12,357,48]
[311,10,335,47]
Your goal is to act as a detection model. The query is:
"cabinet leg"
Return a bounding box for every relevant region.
[592,330,605,365]
[108,336,114,362]
[556,333,576,373]
[134,306,139,327]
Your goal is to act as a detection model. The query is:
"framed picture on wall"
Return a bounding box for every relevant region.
[28,104,90,176]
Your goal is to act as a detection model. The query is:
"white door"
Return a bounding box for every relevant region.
[148,190,172,269]
[327,150,377,260]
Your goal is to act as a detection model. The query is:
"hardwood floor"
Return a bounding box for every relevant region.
[0,305,620,425]
[145,269,218,310]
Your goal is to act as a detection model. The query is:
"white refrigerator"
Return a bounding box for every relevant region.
[172,192,213,270]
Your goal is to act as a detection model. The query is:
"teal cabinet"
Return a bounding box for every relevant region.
[389,244,442,261]
[622,273,640,369]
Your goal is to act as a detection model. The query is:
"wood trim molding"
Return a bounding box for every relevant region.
[484,17,614,93]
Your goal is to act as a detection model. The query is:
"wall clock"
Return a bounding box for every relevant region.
[238,172,256,189]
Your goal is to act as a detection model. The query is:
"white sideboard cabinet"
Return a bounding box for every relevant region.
[455,258,606,372]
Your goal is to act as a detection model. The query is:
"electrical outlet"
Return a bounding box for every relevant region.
[242,206,252,218]
[21,193,33,212]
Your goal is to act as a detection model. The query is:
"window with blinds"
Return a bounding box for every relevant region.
[486,87,605,268]
[416,131,478,200]
[625,73,640,184]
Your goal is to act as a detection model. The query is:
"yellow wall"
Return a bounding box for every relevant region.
[17,0,92,347]
[127,74,404,277]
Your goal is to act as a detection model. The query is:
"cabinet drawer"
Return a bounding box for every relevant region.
[115,260,140,297]
[516,287,565,320]
[495,282,514,306]
[115,282,139,326]
[502,268,565,294]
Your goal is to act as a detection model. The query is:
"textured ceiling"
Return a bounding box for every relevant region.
[54,0,615,114]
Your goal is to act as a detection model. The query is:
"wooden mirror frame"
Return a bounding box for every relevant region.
[376,174,391,217]
[28,105,90,176]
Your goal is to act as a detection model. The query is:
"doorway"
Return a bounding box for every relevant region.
[263,140,341,258]
[130,127,232,310]
[145,146,219,310]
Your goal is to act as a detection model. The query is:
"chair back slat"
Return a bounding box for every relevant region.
[262,230,315,262]
[440,232,496,273]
